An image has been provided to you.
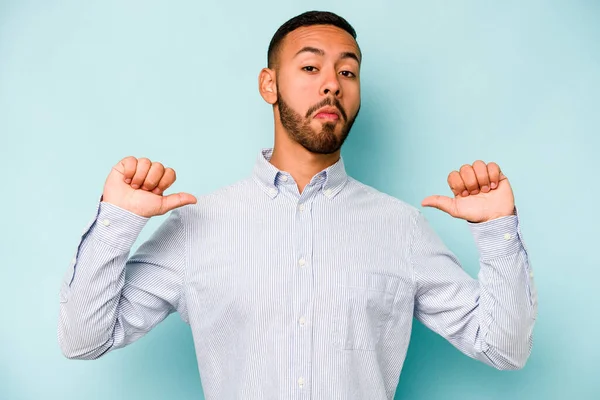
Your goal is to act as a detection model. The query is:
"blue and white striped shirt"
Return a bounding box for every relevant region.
[58,148,537,400]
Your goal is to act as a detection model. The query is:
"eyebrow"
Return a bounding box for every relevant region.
[294,46,361,64]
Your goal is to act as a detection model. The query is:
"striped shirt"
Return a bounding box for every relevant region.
[58,148,537,400]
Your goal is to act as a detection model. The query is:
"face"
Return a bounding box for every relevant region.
[270,25,361,154]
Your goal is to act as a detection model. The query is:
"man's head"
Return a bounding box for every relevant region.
[259,11,361,155]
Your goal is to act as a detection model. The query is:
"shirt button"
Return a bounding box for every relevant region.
[324,189,332,197]
[297,377,305,388]
[269,188,277,196]
[299,316,306,326]
[101,219,110,226]
[298,204,305,211]
[503,233,511,240]
[281,175,288,182]
[298,258,306,267]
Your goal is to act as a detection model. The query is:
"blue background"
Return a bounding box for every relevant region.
[1,1,599,399]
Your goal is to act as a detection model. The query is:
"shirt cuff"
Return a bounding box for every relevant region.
[467,208,524,260]
[89,200,150,252]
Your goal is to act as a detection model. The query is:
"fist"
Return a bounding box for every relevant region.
[102,156,197,218]
[421,160,515,223]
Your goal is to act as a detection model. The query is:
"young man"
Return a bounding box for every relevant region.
[58,10,537,400]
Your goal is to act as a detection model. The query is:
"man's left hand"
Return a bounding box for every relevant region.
[421,160,515,223]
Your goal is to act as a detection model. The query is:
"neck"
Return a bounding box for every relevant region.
[270,124,340,194]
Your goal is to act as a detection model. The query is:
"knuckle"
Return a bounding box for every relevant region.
[474,161,487,172]
[119,156,136,171]
[158,169,175,188]
[459,164,471,172]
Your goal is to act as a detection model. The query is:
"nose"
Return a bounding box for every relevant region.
[320,69,341,98]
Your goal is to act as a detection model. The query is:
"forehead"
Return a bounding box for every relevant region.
[280,25,361,60]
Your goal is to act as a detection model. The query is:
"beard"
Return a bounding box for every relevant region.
[276,92,360,155]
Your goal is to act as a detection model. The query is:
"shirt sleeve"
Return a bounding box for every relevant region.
[410,208,537,370]
[57,197,188,360]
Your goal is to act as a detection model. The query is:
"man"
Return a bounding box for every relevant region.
[58,10,537,400]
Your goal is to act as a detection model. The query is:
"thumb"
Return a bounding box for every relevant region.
[421,195,456,215]
[160,192,198,214]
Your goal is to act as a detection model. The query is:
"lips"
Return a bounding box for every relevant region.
[314,107,341,121]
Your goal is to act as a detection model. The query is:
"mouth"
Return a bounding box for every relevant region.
[314,106,341,121]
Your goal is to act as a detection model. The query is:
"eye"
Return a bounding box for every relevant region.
[302,66,318,72]
[340,70,356,78]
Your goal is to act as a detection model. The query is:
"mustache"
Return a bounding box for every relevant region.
[305,97,347,121]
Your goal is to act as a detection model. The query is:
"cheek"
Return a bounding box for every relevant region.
[281,82,316,115]
[343,85,361,114]
[293,79,317,100]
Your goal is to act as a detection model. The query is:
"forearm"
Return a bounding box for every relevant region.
[469,213,537,369]
[58,201,148,359]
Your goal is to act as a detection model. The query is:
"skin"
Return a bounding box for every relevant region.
[258,25,362,193]
[102,24,515,223]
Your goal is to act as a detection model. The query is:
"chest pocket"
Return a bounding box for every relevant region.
[332,271,407,351]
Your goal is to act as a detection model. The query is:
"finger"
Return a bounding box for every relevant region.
[421,195,457,216]
[159,192,198,214]
[473,160,490,193]
[142,162,165,191]
[113,156,138,184]
[487,162,501,189]
[152,168,176,195]
[447,171,468,197]
[131,158,151,189]
[459,164,479,195]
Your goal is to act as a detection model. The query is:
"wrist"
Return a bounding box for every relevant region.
[472,206,516,224]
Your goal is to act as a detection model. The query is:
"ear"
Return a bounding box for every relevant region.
[258,68,278,105]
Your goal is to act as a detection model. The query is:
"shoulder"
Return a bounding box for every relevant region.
[175,176,258,219]
[345,177,420,219]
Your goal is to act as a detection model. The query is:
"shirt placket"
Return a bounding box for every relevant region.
[292,183,318,398]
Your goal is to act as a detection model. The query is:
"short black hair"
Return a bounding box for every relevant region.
[267,10,358,69]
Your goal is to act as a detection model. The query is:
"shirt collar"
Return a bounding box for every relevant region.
[252,148,348,199]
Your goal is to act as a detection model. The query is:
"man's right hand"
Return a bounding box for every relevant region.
[102,156,197,218]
